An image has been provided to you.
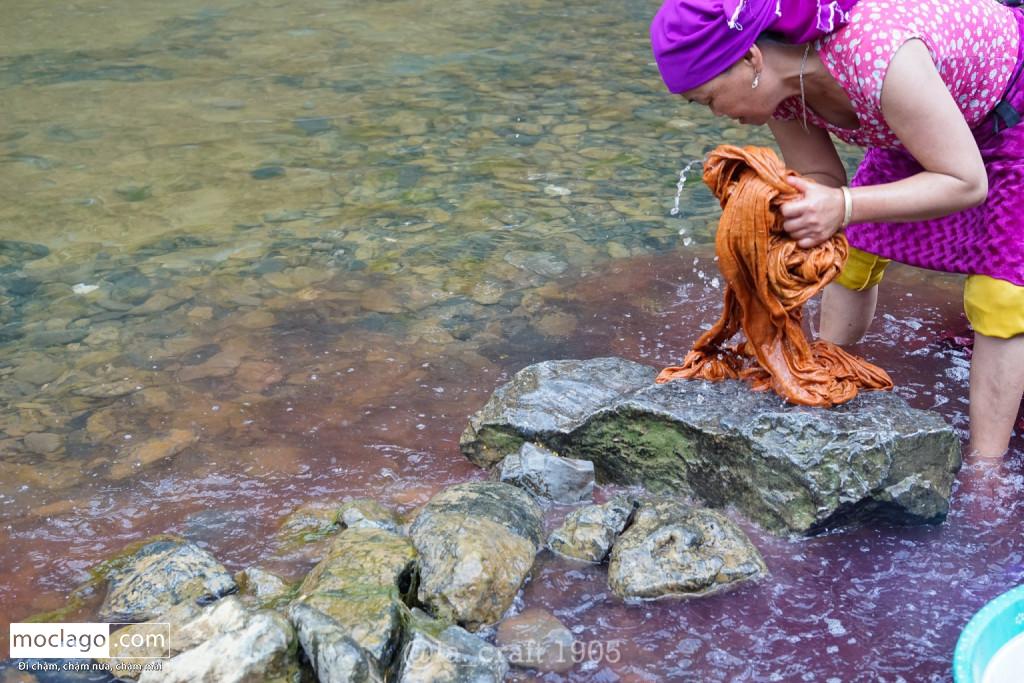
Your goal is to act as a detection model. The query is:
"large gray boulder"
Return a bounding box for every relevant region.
[409,482,543,630]
[607,498,766,600]
[461,357,961,535]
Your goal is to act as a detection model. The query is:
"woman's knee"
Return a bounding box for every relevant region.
[820,283,878,345]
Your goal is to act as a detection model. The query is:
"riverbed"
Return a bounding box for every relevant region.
[2,0,1022,680]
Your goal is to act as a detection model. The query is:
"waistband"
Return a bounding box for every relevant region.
[973,6,1024,145]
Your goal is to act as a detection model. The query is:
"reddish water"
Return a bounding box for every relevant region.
[3,251,1022,681]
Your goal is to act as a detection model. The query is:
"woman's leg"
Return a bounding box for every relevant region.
[969,332,1024,458]
[819,282,878,345]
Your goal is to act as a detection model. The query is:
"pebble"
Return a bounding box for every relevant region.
[107,428,197,481]
[74,379,142,398]
[13,358,64,385]
[114,183,151,202]
[23,432,64,454]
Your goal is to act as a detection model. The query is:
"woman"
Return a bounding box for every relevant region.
[651,0,1024,458]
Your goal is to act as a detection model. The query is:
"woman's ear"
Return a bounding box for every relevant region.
[744,45,765,74]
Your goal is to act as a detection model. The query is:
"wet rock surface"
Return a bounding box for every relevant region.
[607,498,767,600]
[409,481,544,629]
[289,602,384,683]
[547,493,638,563]
[338,498,403,534]
[289,526,418,676]
[462,357,962,534]
[396,610,509,683]
[498,442,595,504]
[104,596,297,682]
[97,538,237,623]
[495,607,575,673]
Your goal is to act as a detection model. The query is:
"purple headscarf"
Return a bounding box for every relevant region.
[651,0,859,93]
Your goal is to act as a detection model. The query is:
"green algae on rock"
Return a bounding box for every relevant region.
[461,357,961,535]
[409,481,543,630]
[289,526,418,678]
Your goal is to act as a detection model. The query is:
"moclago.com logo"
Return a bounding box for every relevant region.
[9,622,170,659]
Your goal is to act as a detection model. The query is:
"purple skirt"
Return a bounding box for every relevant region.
[846,7,1024,287]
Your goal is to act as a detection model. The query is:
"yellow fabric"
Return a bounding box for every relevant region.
[836,247,1024,338]
[964,275,1024,339]
[834,246,890,291]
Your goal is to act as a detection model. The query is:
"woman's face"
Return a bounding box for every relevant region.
[680,54,777,125]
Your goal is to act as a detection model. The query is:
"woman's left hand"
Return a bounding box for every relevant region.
[779,176,845,248]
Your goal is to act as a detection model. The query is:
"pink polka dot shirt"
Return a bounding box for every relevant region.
[774,0,1020,149]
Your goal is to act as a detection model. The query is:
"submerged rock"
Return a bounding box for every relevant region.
[607,498,766,600]
[289,527,417,678]
[498,442,595,504]
[547,494,638,563]
[495,607,574,673]
[98,538,237,623]
[395,610,508,683]
[461,357,961,534]
[409,481,543,630]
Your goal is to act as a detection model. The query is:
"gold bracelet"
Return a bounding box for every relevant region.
[840,186,853,229]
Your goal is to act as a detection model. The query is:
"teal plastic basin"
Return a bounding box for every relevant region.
[954,584,1024,682]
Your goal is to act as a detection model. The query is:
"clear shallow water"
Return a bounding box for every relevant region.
[1,0,1023,680]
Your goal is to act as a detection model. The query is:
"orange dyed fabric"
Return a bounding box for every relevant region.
[656,145,893,407]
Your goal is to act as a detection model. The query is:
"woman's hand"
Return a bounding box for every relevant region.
[779,176,845,248]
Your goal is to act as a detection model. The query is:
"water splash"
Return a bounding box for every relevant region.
[668,158,704,219]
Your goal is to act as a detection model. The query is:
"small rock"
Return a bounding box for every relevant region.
[83,326,121,347]
[503,250,568,278]
[115,184,151,202]
[233,360,284,392]
[499,443,594,504]
[13,358,64,385]
[98,538,237,623]
[396,623,508,682]
[338,499,402,534]
[251,166,286,180]
[410,481,543,629]
[23,432,63,455]
[235,566,291,606]
[607,498,766,600]
[74,379,142,398]
[548,494,637,563]
[237,310,276,329]
[495,607,574,673]
[107,429,197,481]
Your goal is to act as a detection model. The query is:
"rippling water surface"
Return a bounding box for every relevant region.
[1,0,1022,680]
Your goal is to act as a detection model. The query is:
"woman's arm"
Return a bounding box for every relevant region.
[768,116,848,188]
[778,39,988,248]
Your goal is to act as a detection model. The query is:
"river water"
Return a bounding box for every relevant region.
[1,0,1022,680]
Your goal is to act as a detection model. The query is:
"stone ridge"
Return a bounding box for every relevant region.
[461,357,961,535]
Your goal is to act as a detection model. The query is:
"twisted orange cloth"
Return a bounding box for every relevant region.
[656,145,893,407]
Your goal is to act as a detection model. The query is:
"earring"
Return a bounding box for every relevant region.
[751,72,760,89]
